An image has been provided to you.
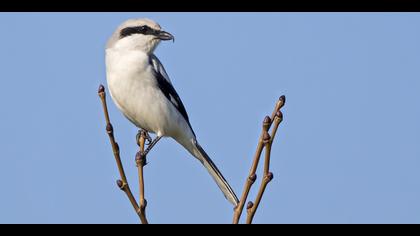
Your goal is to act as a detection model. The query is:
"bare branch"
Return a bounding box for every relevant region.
[135,131,149,224]
[232,116,270,224]
[98,84,147,224]
[233,95,285,224]
[245,172,274,224]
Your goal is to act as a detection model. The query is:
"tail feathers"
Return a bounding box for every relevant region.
[191,141,239,206]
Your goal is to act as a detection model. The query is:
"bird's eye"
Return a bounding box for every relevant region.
[138,26,148,33]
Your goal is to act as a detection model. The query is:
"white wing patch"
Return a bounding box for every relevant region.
[169,94,179,107]
[150,54,172,84]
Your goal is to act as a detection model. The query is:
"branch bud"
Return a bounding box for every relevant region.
[141,199,148,209]
[98,84,105,94]
[246,201,254,210]
[263,131,271,144]
[276,110,283,121]
[116,179,124,189]
[279,95,286,107]
[248,174,257,183]
[266,172,274,182]
[136,151,146,166]
[263,116,271,131]
[106,123,113,134]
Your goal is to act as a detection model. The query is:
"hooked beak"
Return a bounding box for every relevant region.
[157,30,174,42]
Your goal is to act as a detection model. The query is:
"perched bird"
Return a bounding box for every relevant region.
[105,18,239,206]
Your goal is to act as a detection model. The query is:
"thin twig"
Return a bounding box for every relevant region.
[135,131,149,224]
[246,110,283,224]
[98,84,146,224]
[232,116,270,224]
[245,173,273,224]
[233,95,285,224]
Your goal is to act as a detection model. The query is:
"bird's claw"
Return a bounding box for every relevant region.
[145,133,153,146]
[136,129,153,146]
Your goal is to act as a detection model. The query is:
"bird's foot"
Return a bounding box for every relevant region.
[142,136,162,157]
[136,129,153,146]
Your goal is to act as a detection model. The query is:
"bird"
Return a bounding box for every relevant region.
[105,18,239,206]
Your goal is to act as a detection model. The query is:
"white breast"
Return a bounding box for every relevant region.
[105,48,195,142]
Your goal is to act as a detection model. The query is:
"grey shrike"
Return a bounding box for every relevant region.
[105,18,239,206]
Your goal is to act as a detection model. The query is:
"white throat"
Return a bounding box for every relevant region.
[113,34,160,54]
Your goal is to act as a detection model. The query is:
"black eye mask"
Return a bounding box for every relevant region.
[120,25,158,38]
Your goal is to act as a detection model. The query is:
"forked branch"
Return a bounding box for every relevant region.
[233,95,285,224]
[98,84,148,224]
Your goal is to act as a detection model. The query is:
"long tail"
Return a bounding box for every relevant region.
[187,140,239,206]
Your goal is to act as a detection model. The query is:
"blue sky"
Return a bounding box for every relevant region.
[0,13,419,223]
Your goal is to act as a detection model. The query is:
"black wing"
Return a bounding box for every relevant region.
[149,55,195,135]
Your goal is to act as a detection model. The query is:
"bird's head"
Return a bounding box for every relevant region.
[106,18,174,53]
